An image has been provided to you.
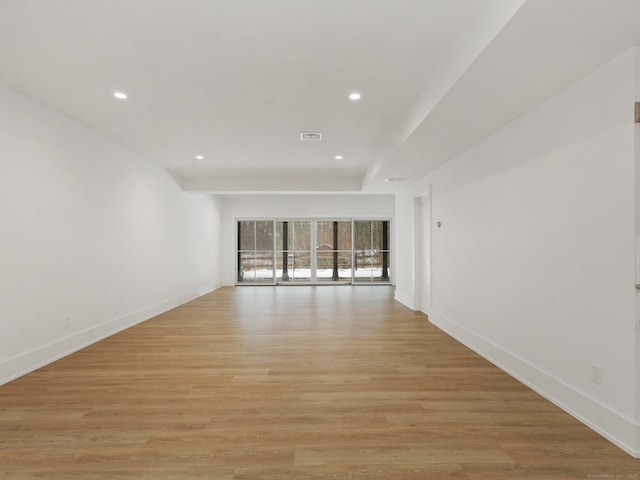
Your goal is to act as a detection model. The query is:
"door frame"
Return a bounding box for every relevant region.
[414,190,431,315]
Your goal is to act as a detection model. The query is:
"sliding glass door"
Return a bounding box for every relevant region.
[353,220,390,283]
[315,220,352,283]
[276,220,312,283]
[237,220,274,284]
[236,219,390,285]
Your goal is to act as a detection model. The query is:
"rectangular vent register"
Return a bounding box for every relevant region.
[300,132,322,141]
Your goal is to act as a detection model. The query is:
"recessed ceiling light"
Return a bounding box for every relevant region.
[334,155,344,160]
[113,91,128,100]
[195,155,204,161]
[349,92,361,101]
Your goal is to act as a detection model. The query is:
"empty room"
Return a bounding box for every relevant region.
[2,0,640,478]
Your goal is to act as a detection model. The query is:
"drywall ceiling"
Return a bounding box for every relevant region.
[0,0,638,194]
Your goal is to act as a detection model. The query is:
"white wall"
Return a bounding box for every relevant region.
[0,83,223,385]
[220,194,394,285]
[396,49,639,455]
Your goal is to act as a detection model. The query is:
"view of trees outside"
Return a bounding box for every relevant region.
[316,221,352,281]
[238,221,274,283]
[276,221,311,282]
[353,220,389,282]
[237,219,389,284]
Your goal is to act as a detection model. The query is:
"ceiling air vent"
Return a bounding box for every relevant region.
[300,132,322,141]
[384,177,407,182]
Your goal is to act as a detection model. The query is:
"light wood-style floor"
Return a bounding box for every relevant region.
[1,286,638,479]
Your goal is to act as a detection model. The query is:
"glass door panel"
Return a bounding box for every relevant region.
[239,221,255,250]
[254,221,274,283]
[237,220,274,284]
[276,220,311,283]
[353,250,374,281]
[237,220,254,284]
[290,251,311,282]
[353,220,372,282]
[239,252,256,283]
[353,220,390,283]
[316,221,352,283]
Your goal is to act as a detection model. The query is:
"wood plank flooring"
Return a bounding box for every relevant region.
[1,286,638,479]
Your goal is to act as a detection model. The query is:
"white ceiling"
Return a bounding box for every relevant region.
[0,0,639,194]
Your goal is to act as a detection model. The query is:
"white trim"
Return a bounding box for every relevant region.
[413,197,421,311]
[414,189,431,315]
[0,283,222,386]
[429,310,640,458]
[394,289,416,310]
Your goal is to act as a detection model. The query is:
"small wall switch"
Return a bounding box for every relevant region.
[591,364,602,385]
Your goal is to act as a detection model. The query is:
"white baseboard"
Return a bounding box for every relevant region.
[0,283,223,386]
[201,280,225,295]
[394,289,415,310]
[429,310,639,458]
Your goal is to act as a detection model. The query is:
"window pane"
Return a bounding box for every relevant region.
[255,252,274,283]
[315,221,351,252]
[238,252,255,283]
[381,250,390,282]
[337,221,352,251]
[291,221,311,251]
[316,251,352,282]
[354,251,373,281]
[370,251,383,279]
[338,251,353,274]
[275,250,288,282]
[316,221,334,250]
[354,221,371,251]
[353,252,390,283]
[316,251,334,280]
[239,221,255,251]
[275,221,285,251]
[372,221,384,250]
[290,252,311,281]
[255,221,273,251]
